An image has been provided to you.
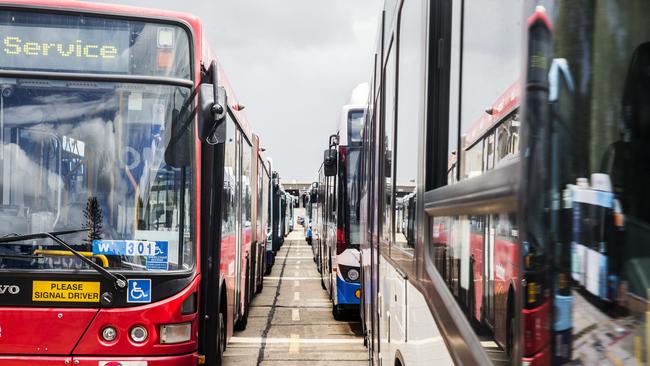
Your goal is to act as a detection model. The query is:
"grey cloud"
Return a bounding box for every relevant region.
[88,0,380,181]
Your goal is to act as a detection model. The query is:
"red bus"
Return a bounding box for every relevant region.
[0,1,269,365]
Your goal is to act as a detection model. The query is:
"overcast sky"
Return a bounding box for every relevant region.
[90,0,381,182]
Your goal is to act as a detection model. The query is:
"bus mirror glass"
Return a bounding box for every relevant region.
[164,104,192,168]
[323,149,337,176]
[198,83,227,144]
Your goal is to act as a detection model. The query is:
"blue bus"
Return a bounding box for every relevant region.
[317,92,366,319]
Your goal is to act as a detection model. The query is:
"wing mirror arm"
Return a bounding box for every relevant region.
[199,60,227,144]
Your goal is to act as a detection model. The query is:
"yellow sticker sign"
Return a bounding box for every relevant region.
[32,281,100,303]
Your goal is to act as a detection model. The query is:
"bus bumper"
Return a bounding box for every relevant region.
[0,353,199,365]
[336,276,361,305]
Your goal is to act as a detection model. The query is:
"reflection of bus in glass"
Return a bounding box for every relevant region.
[317,97,365,319]
[451,81,523,343]
[0,2,270,365]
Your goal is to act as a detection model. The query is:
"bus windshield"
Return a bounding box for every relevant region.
[0,79,194,272]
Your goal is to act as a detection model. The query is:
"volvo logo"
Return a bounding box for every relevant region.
[0,285,20,295]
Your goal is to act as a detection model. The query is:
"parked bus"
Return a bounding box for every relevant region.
[284,193,295,235]
[359,0,528,365]
[317,91,365,319]
[0,2,270,365]
[360,1,650,366]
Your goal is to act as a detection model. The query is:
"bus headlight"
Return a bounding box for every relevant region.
[101,326,117,342]
[160,322,192,344]
[130,325,148,343]
[347,268,360,282]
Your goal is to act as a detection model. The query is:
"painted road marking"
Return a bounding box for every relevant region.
[289,334,300,354]
[297,260,301,264]
[294,292,300,301]
[292,308,300,321]
[229,337,364,345]
[294,280,300,287]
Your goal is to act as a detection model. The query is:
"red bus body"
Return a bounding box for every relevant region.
[0,1,268,364]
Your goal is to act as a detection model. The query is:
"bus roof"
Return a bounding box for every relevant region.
[463,80,520,149]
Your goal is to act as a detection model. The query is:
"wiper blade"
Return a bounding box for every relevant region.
[0,229,127,290]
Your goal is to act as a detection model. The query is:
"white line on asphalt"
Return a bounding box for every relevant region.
[294,280,300,287]
[297,260,301,264]
[229,337,364,345]
[294,292,300,301]
[292,308,300,321]
[289,334,300,354]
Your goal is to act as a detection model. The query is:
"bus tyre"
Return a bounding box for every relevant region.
[506,289,514,357]
[235,263,251,331]
[217,311,226,363]
[333,304,344,320]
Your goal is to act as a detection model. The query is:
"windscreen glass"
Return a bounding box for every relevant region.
[346,148,361,245]
[348,110,364,145]
[0,79,194,272]
[0,11,191,79]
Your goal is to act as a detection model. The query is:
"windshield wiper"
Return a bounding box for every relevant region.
[0,229,127,290]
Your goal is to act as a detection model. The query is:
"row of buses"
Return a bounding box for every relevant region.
[0,1,290,365]
[309,88,366,319]
[310,0,650,365]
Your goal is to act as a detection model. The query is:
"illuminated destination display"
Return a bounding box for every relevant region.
[0,25,130,73]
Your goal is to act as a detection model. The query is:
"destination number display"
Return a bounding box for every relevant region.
[0,25,130,73]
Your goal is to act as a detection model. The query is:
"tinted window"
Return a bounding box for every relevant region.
[393,0,424,250]
[383,43,396,242]
[348,110,364,144]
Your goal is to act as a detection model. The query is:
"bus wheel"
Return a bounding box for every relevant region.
[217,311,226,363]
[333,304,344,321]
[235,262,251,331]
[506,288,515,356]
[256,273,264,294]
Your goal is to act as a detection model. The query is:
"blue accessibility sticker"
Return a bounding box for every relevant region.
[127,279,151,303]
[146,242,169,271]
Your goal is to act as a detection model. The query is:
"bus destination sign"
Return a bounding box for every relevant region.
[0,25,130,73]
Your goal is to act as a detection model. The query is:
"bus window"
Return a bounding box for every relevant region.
[383,42,397,243]
[393,0,424,251]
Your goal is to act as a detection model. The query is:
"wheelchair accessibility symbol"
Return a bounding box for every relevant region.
[127,279,151,303]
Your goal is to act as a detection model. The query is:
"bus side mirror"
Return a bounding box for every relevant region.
[199,84,227,144]
[323,149,337,177]
[164,106,192,167]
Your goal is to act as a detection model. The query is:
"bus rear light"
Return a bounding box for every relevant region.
[181,292,197,315]
[130,325,148,343]
[523,300,550,357]
[160,322,192,344]
[336,228,346,255]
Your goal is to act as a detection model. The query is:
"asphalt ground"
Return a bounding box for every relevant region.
[222,229,368,366]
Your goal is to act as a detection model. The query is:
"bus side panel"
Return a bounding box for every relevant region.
[404,279,454,366]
